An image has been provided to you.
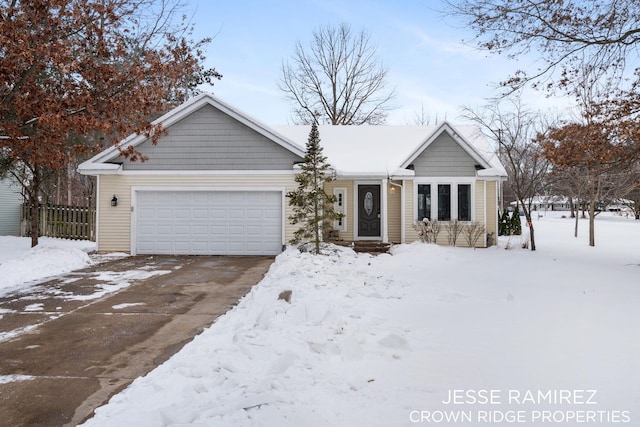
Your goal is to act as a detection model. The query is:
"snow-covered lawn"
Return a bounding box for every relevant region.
[77,212,639,427]
[0,236,95,297]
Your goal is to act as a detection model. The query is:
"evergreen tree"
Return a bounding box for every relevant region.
[499,209,511,236]
[286,122,341,254]
[511,202,523,235]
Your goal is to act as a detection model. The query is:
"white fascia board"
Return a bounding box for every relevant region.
[117,169,297,175]
[477,168,508,179]
[335,171,388,179]
[77,163,122,175]
[389,168,415,179]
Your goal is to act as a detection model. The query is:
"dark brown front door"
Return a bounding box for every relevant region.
[358,185,381,237]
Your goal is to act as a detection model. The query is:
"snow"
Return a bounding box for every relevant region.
[112,302,146,310]
[78,212,639,426]
[0,236,95,297]
[273,124,507,178]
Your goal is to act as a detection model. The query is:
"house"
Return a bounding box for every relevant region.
[0,177,22,235]
[512,196,571,212]
[78,93,507,255]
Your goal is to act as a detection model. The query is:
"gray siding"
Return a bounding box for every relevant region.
[0,178,22,235]
[412,132,477,177]
[119,104,303,170]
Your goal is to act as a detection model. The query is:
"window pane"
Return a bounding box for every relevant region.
[438,184,451,221]
[418,184,431,220]
[458,184,471,221]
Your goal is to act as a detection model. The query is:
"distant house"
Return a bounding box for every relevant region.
[513,196,571,212]
[79,93,507,255]
[0,177,22,235]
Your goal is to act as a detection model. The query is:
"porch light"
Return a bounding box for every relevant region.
[111,195,118,207]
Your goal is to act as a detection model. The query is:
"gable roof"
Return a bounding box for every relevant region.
[78,93,305,174]
[401,122,507,178]
[79,93,506,179]
[273,122,507,178]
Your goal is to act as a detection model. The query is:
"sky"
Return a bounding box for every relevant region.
[185,0,574,126]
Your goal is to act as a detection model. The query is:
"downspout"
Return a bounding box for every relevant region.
[382,178,388,243]
[483,180,487,247]
[495,180,500,247]
[96,175,100,251]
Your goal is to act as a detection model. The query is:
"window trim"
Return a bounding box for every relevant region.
[414,178,476,222]
[333,187,347,232]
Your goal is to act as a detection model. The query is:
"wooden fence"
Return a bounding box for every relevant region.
[22,204,96,241]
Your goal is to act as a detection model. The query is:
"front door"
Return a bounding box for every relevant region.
[358,185,381,237]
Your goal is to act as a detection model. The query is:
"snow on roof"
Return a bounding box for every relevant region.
[272,123,507,178]
[78,92,506,179]
[273,125,429,176]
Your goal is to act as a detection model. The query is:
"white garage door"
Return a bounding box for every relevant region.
[135,191,282,255]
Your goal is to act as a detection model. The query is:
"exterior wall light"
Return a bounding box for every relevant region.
[111,195,118,207]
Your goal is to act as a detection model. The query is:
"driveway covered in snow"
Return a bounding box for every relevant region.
[0,255,274,427]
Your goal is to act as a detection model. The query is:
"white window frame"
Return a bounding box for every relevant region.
[333,187,347,232]
[414,179,476,222]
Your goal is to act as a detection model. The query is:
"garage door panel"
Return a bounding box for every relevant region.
[228,209,245,218]
[192,209,209,219]
[246,225,262,235]
[210,209,226,219]
[264,208,281,219]
[228,193,246,203]
[136,190,282,255]
[157,225,173,235]
[192,225,208,234]
[228,225,244,235]
[174,225,190,235]
[209,225,226,235]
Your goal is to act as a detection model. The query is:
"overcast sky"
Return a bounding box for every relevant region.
[187,0,573,125]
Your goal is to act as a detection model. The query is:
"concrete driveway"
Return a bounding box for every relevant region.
[0,255,274,427]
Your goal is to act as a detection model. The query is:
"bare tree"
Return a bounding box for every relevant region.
[627,177,640,220]
[411,102,437,126]
[280,23,395,125]
[446,0,640,93]
[463,96,552,250]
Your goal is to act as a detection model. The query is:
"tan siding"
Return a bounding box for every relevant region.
[475,181,485,226]
[98,173,298,253]
[486,180,498,242]
[404,180,419,243]
[323,180,354,241]
[387,182,402,243]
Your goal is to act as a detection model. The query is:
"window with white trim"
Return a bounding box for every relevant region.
[458,184,471,221]
[333,188,347,231]
[416,182,473,222]
[438,184,451,221]
[417,184,431,221]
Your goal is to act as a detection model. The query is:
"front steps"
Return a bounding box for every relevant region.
[334,240,392,254]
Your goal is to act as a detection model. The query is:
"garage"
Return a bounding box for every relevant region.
[135,190,283,255]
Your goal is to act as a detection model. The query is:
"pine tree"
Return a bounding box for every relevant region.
[511,202,523,235]
[286,122,341,254]
[499,209,511,236]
